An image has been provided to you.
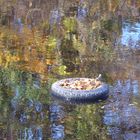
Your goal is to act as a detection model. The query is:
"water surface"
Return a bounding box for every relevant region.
[0,0,140,139]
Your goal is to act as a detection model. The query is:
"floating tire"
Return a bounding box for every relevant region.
[51,78,109,103]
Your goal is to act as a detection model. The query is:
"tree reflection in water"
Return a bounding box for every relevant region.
[50,102,65,140]
[0,0,140,139]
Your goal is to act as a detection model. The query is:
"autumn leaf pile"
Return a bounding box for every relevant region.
[60,78,101,90]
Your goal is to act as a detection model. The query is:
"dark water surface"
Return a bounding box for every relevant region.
[0,0,140,140]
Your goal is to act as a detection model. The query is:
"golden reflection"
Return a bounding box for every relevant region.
[0,27,57,79]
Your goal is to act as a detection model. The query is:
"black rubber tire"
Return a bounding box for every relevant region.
[51,78,109,103]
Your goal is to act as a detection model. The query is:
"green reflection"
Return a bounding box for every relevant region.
[0,66,50,106]
[64,104,110,140]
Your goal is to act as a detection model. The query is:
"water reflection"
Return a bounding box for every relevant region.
[132,80,139,96]
[18,127,43,140]
[51,124,65,140]
[104,80,140,140]
[14,18,23,32]
[0,0,140,140]
[121,21,140,48]
[49,103,65,122]
[50,9,62,26]
[50,102,65,140]
[10,97,49,139]
[77,3,88,20]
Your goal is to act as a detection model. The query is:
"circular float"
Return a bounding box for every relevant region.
[51,78,109,103]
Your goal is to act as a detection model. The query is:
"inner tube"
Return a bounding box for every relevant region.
[51,78,109,103]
